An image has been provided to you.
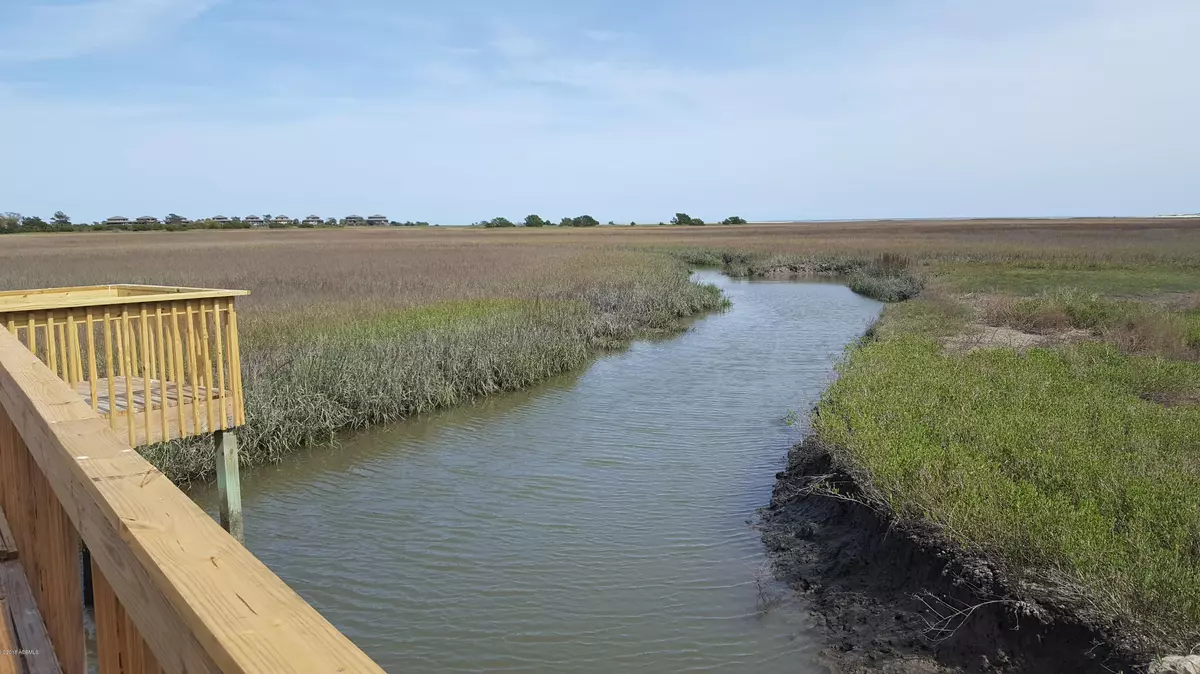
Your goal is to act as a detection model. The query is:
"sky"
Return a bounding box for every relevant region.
[0,0,1197,224]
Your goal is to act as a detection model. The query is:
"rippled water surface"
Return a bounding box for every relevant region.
[192,273,882,673]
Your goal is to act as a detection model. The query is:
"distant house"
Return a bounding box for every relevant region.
[302,215,323,226]
[366,214,389,226]
[343,215,365,226]
[210,215,231,223]
[244,215,265,227]
[105,216,131,226]
[136,216,160,225]
[273,215,293,225]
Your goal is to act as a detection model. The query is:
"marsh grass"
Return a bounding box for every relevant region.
[815,334,1200,650]
[937,263,1200,296]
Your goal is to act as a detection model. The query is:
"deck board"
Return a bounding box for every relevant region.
[0,530,62,674]
[72,377,236,445]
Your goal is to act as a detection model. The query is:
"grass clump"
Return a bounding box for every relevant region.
[983,290,1200,360]
[848,253,924,302]
[815,330,1200,651]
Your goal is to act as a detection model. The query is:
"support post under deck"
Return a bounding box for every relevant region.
[214,430,244,542]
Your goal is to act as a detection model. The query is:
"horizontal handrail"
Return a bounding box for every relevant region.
[0,285,249,312]
[0,326,384,673]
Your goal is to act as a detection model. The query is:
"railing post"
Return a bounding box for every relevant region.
[214,430,244,542]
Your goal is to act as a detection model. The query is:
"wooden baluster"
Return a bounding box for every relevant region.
[212,302,228,431]
[199,300,215,433]
[46,313,59,379]
[139,305,152,445]
[86,308,99,414]
[104,309,118,432]
[58,322,70,383]
[121,307,136,447]
[70,312,84,383]
[185,302,201,435]
[155,304,169,443]
[66,313,79,385]
[170,304,186,437]
[227,300,244,426]
[26,314,36,359]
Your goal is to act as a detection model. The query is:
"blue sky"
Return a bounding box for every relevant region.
[1,0,1197,223]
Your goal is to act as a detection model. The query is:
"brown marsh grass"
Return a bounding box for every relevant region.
[1,218,1197,482]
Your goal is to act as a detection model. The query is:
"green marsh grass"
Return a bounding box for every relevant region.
[816,306,1200,650]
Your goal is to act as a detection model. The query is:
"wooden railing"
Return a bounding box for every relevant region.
[0,325,384,673]
[0,285,247,447]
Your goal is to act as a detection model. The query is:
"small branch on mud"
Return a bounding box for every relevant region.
[914,591,1024,644]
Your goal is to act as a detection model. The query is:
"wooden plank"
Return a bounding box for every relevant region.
[25,465,83,674]
[110,398,236,447]
[65,314,82,385]
[85,309,99,415]
[168,306,185,438]
[226,302,244,426]
[92,558,161,674]
[0,561,63,674]
[184,303,200,436]
[4,402,84,674]
[0,328,385,674]
[0,508,15,562]
[211,305,227,433]
[155,306,168,444]
[198,302,214,434]
[56,324,69,385]
[0,290,249,314]
[104,310,117,432]
[45,315,58,380]
[0,594,19,674]
[120,309,136,447]
[138,307,151,445]
[71,377,232,444]
[25,315,36,359]
[73,378,223,411]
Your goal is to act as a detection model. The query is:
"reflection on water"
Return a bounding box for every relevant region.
[191,272,882,673]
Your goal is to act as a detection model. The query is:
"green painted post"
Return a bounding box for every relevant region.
[214,430,244,542]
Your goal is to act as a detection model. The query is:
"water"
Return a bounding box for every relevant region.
[191,272,882,673]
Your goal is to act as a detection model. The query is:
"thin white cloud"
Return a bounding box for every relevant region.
[584,30,622,43]
[0,0,218,62]
[0,0,1197,221]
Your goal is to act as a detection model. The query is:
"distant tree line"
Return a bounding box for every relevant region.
[0,212,434,234]
[477,213,749,228]
[2,210,750,234]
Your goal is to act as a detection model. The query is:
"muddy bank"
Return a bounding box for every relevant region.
[760,437,1142,674]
